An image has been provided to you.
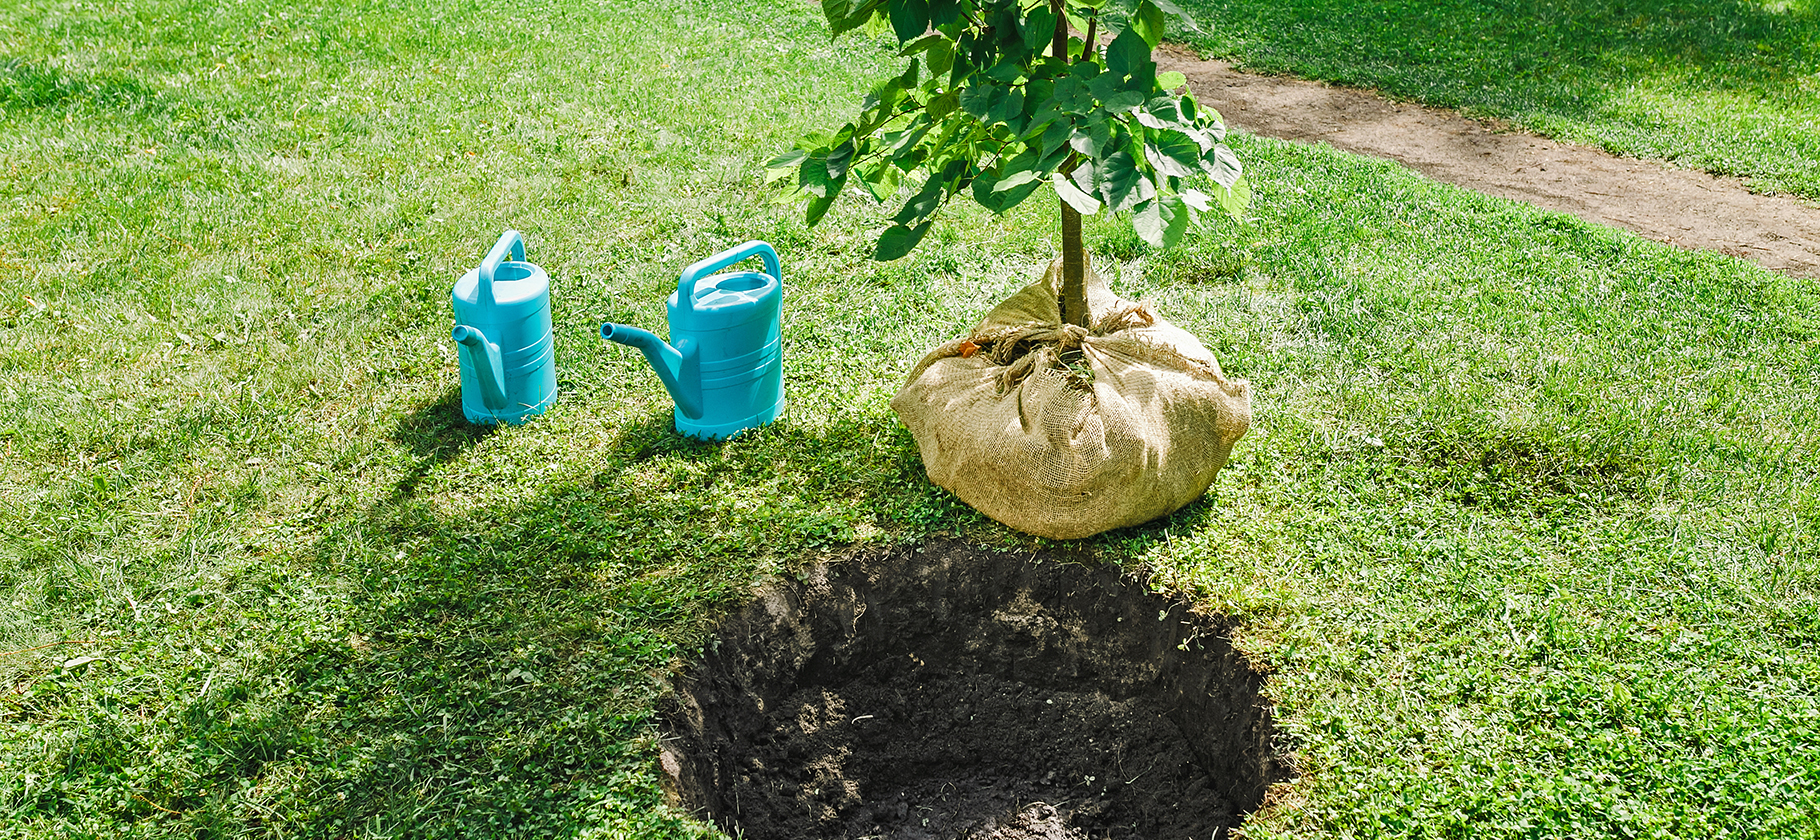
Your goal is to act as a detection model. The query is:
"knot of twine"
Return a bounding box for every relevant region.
[958,302,1157,392]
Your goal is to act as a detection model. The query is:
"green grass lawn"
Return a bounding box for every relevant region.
[1174,0,1820,201]
[3,0,1818,838]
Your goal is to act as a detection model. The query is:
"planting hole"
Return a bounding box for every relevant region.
[658,540,1291,840]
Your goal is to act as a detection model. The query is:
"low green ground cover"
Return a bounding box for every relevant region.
[2,0,1817,838]
[1174,0,1820,200]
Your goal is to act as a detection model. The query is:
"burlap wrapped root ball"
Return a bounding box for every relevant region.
[891,257,1251,540]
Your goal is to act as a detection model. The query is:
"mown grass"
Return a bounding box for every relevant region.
[1172,0,1820,200]
[2,0,1817,838]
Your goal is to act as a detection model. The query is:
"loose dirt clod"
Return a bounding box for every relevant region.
[657,540,1290,840]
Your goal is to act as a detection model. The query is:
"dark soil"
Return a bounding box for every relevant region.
[657,539,1291,840]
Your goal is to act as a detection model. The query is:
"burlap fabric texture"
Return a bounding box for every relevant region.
[891,256,1252,540]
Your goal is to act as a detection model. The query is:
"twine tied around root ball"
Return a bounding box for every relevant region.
[956,302,1160,392]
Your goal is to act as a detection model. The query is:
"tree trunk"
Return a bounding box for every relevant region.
[1052,0,1090,329]
[1059,200,1088,328]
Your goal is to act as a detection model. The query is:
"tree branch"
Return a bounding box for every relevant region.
[1052,0,1088,327]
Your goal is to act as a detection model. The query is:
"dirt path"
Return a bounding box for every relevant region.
[1159,48,1820,279]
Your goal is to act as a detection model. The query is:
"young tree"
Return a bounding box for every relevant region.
[772,0,1248,328]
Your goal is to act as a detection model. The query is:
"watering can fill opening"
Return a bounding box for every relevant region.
[451,230,557,425]
[600,240,785,441]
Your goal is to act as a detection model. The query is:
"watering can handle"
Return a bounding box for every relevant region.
[678,241,781,301]
[476,230,527,308]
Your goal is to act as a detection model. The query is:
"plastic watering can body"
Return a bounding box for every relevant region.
[451,230,557,424]
[600,240,784,440]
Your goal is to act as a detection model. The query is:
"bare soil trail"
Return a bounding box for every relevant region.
[1159,47,1820,279]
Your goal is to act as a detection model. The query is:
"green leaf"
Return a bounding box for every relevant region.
[1035,138,1072,171]
[975,164,1004,204]
[1147,0,1201,32]
[1159,192,1189,245]
[984,60,1023,83]
[889,0,930,43]
[805,188,839,226]
[765,149,806,183]
[1021,6,1058,53]
[1132,193,1187,247]
[884,118,934,157]
[929,0,961,27]
[1052,172,1101,215]
[862,161,903,201]
[828,0,883,37]
[988,88,1025,125]
[1052,76,1094,115]
[1087,71,1124,102]
[827,139,856,181]
[1100,150,1149,212]
[1041,119,1074,158]
[1132,198,1164,246]
[1146,131,1200,178]
[959,83,998,119]
[1212,175,1250,219]
[975,159,1043,212]
[1102,90,1144,111]
[1070,156,1102,198]
[822,0,856,28]
[1071,119,1111,158]
[926,38,954,76]
[927,89,960,120]
[1201,104,1228,139]
[900,31,946,55]
[1131,1,1166,48]
[994,168,1043,193]
[862,74,904,118]
[874,220,933,261]
[1105,28,1149,81]
[799,156,834,198]
[991,176,1045,211]
[1143,96,1194,130]
[1017,79,1055,133]
[1157,70,1186,89]
[1201,143,1243,190]
[969,165,1000,203]
[893,174,947,224]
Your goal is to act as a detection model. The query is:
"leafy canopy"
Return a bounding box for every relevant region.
[770,0,1249,261]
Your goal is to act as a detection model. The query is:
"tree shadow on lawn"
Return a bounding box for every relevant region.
[255,410,981,836]
[389,387,500,494]
[118,394,1269,836]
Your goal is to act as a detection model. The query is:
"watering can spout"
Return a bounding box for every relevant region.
[451,325,509,411]
[599,323,704,420]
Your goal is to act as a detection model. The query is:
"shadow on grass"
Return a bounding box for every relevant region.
[79,398,1306,837]
[225,411,971,837]
[389,388,500,494]
[0,59,160,112]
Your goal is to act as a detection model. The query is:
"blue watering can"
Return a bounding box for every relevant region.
[600,240,784,440]
[450,230,557,425]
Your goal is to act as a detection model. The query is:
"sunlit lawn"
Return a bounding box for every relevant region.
[2,0,1817,838]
